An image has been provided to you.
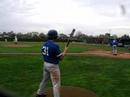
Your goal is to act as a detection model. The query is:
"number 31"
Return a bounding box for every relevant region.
[42,46,49,56]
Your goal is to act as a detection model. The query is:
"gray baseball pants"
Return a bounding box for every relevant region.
[37,62,61,97]
[112,45,117,54]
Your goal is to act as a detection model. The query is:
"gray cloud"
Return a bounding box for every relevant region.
[0,0,130,36]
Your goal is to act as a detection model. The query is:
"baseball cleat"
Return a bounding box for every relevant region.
[36,94,47,97]
[113,53,117,56]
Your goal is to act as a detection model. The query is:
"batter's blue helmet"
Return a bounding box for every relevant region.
[47,29,58,40]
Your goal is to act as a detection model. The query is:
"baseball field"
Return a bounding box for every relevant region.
[0,42,130,97]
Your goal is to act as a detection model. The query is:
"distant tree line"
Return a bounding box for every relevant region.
[0,31,130,45]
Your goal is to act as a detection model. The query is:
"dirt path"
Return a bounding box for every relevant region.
[81,50,130,59]
[68,50,130,59]
[0,50,130,59]
[33,87,97,97]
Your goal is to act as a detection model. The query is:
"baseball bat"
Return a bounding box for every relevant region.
[66,28,76,47]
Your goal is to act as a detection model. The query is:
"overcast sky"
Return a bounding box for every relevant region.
[0,0,130,36]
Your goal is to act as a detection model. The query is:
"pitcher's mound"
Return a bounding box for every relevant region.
[45,86,97,97]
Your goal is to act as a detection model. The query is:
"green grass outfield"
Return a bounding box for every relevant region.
[0,42,130,97]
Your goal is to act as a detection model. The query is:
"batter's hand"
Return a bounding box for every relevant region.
[60,47,68,60]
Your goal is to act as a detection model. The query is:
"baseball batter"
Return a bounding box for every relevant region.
[36,30,68,97]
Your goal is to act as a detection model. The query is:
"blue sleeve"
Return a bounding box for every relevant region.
[55,45,62,59]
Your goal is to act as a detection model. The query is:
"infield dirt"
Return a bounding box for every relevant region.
[0,50,130,59]
[37,87,97,97]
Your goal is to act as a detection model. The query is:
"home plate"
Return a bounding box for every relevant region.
[45,86,97,97]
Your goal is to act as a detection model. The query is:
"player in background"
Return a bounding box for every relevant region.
[36,29,68,97]
[112,39,118,55]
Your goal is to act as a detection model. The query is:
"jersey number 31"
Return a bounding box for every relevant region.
[42,46,49,56]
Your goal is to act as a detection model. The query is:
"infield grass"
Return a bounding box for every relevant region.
[0,55,130,97]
